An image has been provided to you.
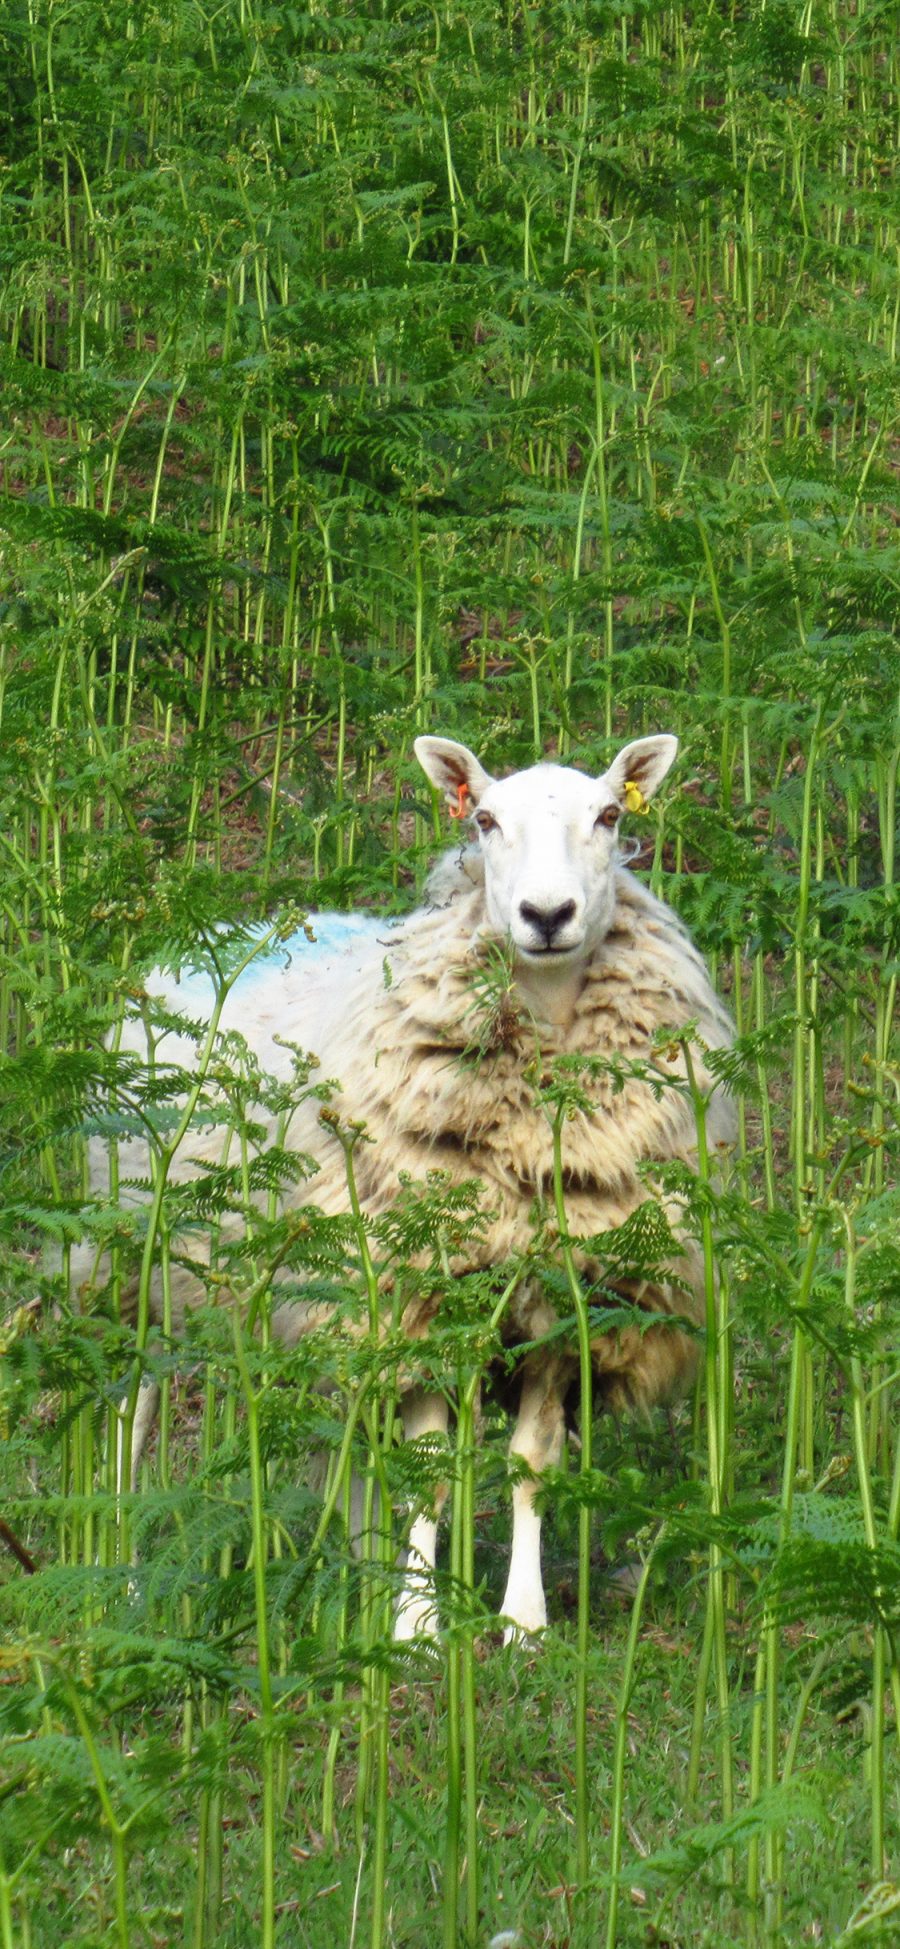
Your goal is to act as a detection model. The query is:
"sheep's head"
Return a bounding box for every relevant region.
[415,733,678,968]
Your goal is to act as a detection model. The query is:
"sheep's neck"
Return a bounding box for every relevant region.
[513,955,586,1030]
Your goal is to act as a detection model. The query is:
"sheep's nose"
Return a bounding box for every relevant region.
[519,899,577,945]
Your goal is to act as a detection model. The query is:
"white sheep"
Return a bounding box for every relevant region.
[77,732,735,1641]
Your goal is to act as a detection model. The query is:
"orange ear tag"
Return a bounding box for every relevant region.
[447,781,471,820]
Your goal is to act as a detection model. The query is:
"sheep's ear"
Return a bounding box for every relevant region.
[603,734,678,808]
[414,736,495,813]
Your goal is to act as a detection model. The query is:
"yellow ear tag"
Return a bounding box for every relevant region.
[623,779,649,815]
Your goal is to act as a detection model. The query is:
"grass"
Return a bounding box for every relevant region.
[1,0,898,1944]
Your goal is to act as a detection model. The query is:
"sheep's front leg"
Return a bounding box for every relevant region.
[394,1386,449,1642]
[500,1356,569,1643]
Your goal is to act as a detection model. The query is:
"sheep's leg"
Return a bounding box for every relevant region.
[116,1377,161,1496]
[500,1357,568,1643]
[394,1386,449,1643]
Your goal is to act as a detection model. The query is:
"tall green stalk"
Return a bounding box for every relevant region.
[681,1042,733,1858]
[605,1527,666,1949]
[230,1305,276,1949]
[549,1103,594,1911]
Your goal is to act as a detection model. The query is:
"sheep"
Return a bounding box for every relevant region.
[76,731,735,1641]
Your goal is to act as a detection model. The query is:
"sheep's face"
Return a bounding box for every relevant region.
[414,734,678,967]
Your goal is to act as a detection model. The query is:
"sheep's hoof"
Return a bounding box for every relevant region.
[501,1621,546,1649]
[499,1598,547,1647]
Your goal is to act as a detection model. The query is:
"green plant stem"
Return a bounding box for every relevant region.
[605,1526,666,1949]
[681,1042,733,1861]
[62,1684,131,1949]
[118,925,280,1534]
[230,1306,276,1949]
[329,1122,393,1949]
[550,1104,594,1910]
[443,1267,520,1949]
[841,1211,886,1875]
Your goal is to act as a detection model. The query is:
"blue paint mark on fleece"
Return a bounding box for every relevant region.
[277,912,384,963]
[160,913,389,1011]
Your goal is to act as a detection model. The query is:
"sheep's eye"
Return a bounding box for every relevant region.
[474,809,497,834]
[595,804,619,830]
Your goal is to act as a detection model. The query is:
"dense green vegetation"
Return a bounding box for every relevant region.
[1,1,897,1943]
